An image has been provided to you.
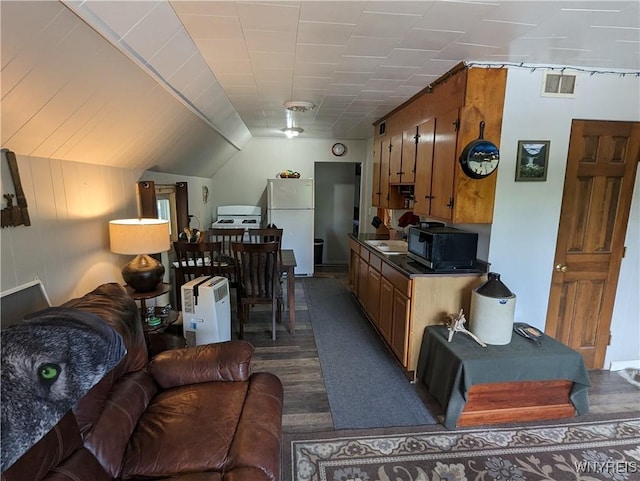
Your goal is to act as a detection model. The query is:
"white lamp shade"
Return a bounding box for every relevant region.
[109,219,170,255]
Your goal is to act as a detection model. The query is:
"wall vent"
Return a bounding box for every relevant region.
[542,71,576,97]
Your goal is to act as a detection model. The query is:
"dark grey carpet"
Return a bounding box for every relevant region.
[302,277,436,429]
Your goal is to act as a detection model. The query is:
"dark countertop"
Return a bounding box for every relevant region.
[350,233,488,278]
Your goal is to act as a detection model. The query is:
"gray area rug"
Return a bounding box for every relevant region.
[302,277,436,429]
[284,414,640,481]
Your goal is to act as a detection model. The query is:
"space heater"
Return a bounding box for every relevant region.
[181,276,231,346]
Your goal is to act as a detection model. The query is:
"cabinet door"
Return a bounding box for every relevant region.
[391,290,410,367]
[366,267,381,326]
[400,127,417,184]
[379,138,391,207]
[430,108,459,221]
[388,133,403,184]
[379,277,394,344]
[413,118,435,216]
[357,256,368,307]
[349,249,359,293]
[372,140,383,206]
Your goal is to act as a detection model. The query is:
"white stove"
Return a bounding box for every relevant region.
[211,205,262,230]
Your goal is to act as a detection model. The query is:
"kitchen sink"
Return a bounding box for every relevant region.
[364,239,408,255]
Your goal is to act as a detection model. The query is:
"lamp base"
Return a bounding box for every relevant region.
[122,254,165,292]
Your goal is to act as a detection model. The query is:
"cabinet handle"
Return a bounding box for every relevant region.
[446,197,454,208]
[425,195,434,200]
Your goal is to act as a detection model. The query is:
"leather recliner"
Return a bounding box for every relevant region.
[2,283,283,481]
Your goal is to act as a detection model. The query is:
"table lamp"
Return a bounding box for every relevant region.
[109,218,170,292]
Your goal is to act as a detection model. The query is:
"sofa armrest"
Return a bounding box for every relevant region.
[148,340,254,388]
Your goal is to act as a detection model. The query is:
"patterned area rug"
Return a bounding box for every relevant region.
[285,415,640,481]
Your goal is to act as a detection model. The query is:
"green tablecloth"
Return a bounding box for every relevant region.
[416,325,591,429]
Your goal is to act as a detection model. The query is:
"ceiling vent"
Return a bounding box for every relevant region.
[542,71,576,97]
[284,101,315,112]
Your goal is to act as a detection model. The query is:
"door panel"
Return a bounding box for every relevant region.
[413,118,435,216]
[372,140,382,206]
[389,133,403,184]
[546,120,639,368]
[430,108,458,220]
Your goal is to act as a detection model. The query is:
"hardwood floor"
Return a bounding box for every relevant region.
[235,265,640,434]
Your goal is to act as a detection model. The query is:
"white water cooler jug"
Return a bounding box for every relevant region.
[469,272,516,345]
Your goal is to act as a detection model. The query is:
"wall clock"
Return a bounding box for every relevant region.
[459,121,500,179]
[331,142,346,157]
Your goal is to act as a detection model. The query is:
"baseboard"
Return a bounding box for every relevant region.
[609,360,640,371]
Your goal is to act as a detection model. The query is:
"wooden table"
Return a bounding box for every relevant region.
[417,325,591,428]
[280,249,297,335]
[125,282,172,318]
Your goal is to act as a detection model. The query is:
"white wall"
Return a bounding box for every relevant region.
[0,153,142,304]
[210,137,368,219]
[490,68,640,368]
[0,153,218,309]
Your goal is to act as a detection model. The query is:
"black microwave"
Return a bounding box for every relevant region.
[407,226,478,271]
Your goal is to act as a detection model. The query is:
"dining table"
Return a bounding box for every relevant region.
[279,248,297,335]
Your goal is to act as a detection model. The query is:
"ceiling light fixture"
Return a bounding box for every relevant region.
[283,100,315,112]
[281,127,304,138]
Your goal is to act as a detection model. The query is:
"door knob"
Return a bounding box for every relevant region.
[555,264,568,272]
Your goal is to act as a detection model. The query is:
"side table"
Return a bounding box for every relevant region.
[125,283,185,356]
[125,282,172,318]
[417,325,591,429]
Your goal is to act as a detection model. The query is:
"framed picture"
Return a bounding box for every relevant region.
[515,141,550,181]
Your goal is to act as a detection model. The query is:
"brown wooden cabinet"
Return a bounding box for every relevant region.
[413,118,435,215]
[348,239,360,293]
[372,137,404,208]
[379,277,394,343]
[348,237,486,378]
[390,290,410,365]
[366,266,381,325]
[373,65,507,223]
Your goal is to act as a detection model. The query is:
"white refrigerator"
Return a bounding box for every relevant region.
[267,178,314,276]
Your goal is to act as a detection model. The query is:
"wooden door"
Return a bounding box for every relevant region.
[380,138,391,207]
[430,108,459,220]
[357,256,369,307]
[413,118,435,216]
[391,290,410,367]
[400,126,417,183]
[372,140,382,206]
[379,277,394,343]
[546,120,640,369]
[388,133,403,184]
[366,266,381,325]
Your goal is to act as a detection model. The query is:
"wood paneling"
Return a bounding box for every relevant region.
[0,153,142,304]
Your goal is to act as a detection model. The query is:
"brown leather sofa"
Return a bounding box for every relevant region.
[2,283,283,481]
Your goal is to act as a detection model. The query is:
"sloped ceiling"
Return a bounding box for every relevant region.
[1,1,245,178]
[1,1,639,177]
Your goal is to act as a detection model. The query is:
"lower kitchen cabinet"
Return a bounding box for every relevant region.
[366,266,381,325]
[349,237,485,379]
[378,277,394,345]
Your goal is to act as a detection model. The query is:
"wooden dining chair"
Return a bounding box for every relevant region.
[172,241,223,310]
[245,227,283,264]
[246,227,285,312]
[207,228,246,286]
[231,241,281,340]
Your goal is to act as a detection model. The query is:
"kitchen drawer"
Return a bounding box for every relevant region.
[369,253,382,271]
[359,248,370,264]
[382,261,411,296]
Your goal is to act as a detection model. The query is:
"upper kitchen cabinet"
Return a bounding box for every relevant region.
[372,135,404,209]
[373,64,507,223]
